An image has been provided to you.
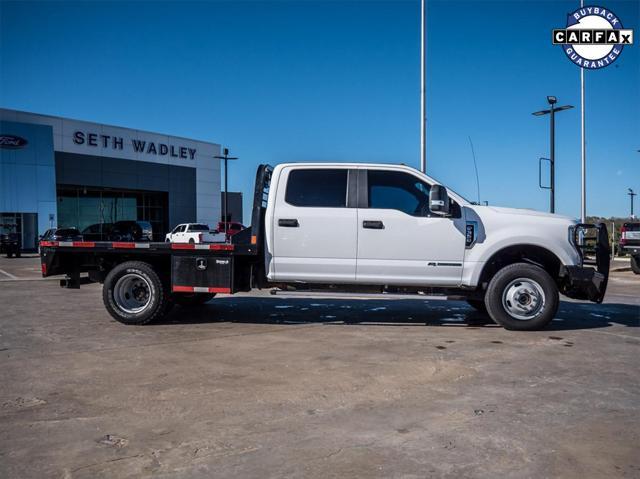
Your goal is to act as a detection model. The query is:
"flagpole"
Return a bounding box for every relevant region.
[420,0,427,173]
[580,0,586,222]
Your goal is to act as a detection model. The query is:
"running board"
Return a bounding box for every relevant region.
[269,289,465,301]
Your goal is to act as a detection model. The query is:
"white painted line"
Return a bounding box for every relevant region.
[0,269,18,280]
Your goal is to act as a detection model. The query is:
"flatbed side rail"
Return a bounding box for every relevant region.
[39,241,234,251]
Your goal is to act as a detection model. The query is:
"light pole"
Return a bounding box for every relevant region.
[420,0,427,173]
[214,148,238,241]
[629,188,637,218]
[532,96,574,214]
[580,0,586,224]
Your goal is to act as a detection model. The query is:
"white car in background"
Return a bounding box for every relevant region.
[165,223,225,243]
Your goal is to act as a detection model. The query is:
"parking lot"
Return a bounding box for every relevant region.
[1,255,639,478]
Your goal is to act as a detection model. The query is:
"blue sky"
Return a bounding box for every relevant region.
[1,0,638,222]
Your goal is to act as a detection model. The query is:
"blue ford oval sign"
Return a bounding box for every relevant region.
[0,135,28,149]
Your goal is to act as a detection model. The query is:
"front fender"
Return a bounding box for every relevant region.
[463,233,580,288]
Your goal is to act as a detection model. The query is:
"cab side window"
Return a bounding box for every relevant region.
[367,170,431,217]
[285,169,348,207]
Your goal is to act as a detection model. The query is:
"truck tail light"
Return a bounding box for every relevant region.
[620,225,627,245]
[41,263,47,276]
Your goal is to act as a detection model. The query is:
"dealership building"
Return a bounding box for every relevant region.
[0,108,225,249]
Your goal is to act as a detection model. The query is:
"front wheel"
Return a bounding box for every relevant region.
[631,255,640,275]
[102,261,169,325]
[485,263,559,331]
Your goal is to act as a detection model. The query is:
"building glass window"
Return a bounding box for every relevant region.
[57,186,168,240]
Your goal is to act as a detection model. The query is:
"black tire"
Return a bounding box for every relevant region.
[173,293,215,307]
[102,261,168,325]
[15,251,21,258]
[188,238,195,244]
[485,263,559,331]
[6,252,13,258]
[631,255,640,275]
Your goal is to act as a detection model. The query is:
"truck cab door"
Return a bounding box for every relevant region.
[270,167,357,282]
[175,225,186,242]
[356,169,466,286]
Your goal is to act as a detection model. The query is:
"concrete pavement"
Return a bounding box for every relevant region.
[0,255,638,478]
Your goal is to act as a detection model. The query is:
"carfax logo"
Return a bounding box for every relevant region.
[552,5,634,69]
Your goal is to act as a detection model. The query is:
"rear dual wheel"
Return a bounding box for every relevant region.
[103,261,170,325]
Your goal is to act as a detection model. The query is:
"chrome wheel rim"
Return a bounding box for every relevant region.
[502,278,545,321]
[114,273,152,314]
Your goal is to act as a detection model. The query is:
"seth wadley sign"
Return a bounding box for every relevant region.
[72,130,197,160]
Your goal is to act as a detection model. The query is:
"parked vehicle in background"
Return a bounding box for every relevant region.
[81,223,113,241]
[218,221,246,239]
[165,223,224,243]
[0,233,21,258]
[619,222,640,274]
[41,228,84,242]
[107,221,153,242]
[41,163,611,331]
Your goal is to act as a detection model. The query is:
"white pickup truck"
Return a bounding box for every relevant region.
[165,223,225,244]
[41,163,610,331]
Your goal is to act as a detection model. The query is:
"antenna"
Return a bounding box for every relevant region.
[468,136,481,204]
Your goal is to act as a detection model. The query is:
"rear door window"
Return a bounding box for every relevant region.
[285,169,348,207]
[188,224,210,231]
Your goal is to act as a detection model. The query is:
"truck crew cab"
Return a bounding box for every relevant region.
[40,163,610,331]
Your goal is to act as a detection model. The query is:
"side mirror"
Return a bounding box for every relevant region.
[429,185,450,216]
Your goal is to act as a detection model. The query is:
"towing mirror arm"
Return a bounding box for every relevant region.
[429,185,451,216]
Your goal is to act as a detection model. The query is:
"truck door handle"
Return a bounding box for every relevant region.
[278,218,299,227]
[363,220,384,229]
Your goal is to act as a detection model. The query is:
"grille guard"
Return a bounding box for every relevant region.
[565,223,610,303]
